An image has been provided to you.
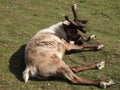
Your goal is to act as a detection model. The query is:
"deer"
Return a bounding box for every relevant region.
[23,4,115,88]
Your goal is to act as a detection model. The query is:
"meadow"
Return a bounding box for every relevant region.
[0,0,120,90]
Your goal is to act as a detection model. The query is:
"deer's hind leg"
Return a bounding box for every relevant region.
[70,61,105,73]
[58,65,115,88]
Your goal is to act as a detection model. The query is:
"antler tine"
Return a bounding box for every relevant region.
[65,15,73,24]
[71,4,78,20]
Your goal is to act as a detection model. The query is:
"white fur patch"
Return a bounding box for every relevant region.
[58,53,63,59]
[90,35,96,40]
[23,67,37,83]
[34,22,67,40]
[70,41,75,44]
[100,79,115,88]
[97,44,104,50]
[63,21,70,25]
[97,61,105,70]
[23,67,30,83]
[29,67,37,77]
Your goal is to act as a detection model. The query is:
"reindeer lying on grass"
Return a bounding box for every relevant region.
[23,4,115,88]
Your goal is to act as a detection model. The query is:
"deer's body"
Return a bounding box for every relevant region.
[23,4,115,88]
[24,22,67,78]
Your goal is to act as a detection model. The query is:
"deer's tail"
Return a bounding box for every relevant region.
[23,67,30,83]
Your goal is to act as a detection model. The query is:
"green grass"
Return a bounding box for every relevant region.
[0,0,120,90]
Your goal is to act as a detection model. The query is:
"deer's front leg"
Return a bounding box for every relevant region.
[75,35,96,45]
[82,34,96,42]
[62,39,104,51]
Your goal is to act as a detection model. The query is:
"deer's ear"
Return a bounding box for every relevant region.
[80,20,88,24]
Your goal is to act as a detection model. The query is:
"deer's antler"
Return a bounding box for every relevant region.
[65,15,74,25]
[71,4,78,20]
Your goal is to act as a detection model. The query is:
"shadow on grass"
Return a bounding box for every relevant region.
[9,44,26,82]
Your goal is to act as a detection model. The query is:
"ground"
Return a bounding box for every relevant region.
[0,0,120,90]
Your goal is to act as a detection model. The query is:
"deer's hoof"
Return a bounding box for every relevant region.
[97,61,105,69]
[100,79,115,88]
[90,35,96,40]
[97,44,104,50]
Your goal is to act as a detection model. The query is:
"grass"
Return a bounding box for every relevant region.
[0,0,120,90]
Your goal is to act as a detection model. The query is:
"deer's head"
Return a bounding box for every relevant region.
[63,4,88,43]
